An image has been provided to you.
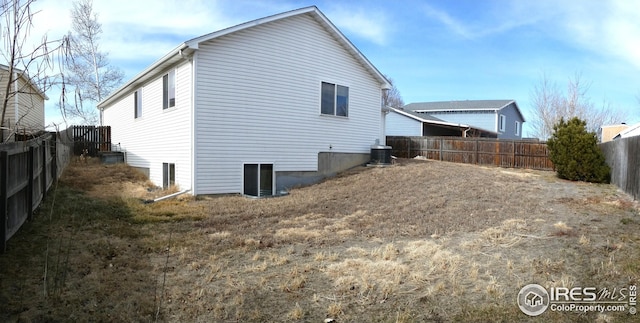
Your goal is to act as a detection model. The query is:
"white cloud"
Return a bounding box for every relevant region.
[560,0,640,71]
[421,2,548,40]
[325,4,390,46]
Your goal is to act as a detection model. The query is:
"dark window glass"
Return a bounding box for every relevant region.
[162,74,168,109]
[259,164,273,196]
[168,70,175,108]
[163,163,175,189]
[134,90,142,118]
[321,82,335,115]
[243,164,259,196]
[336,85,349,117]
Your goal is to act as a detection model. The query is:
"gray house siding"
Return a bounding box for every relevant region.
[496,102,524,139]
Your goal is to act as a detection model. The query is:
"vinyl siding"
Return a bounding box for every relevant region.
[104,61,193,190]
[193,13,383,194]
[0,71,44,133]
[15,77,45,131]
[497,102,524,139]
[385,110,423,136]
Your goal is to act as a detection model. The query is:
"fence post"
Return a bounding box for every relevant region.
[475,139,479,164]
[41,140,47,201]
[512,141,516,168]
[50,134,58,182]
[439,138,443,161]
[27,146,34,221]
[0,151,8,253]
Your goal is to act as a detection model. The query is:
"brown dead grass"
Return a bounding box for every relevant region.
[0,158,639,322]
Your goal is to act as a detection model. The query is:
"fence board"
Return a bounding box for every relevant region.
[0,133,72,252]
[387,136,553,170]
[59,125,111,157]
[600,137,640,200]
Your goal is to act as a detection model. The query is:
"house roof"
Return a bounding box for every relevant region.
[404,100,525,122]
[389,107,467,127]
[0,64,48,100]
[98,6,391,109]
[388,107,499,136]
[613,122,640,139]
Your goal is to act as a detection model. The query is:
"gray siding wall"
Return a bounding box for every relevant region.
[385,111,423,136]
[193,13,384,195]
[497,102,524,139]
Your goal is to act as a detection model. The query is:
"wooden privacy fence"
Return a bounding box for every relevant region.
[387,136,554,170]
[600,136,640,200]
[60,125,112,157]
[0,133,72,252]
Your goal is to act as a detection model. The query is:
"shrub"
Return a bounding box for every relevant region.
[546,117,610,183]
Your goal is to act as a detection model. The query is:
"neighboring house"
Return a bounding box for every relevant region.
[398,100,525,139]
[0,64,47,141]
[612,122,640,140]
[98,6,390,197]
[385,106,499,137]
[600,124,629,142]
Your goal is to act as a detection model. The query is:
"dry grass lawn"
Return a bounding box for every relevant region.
[0,158,638,322]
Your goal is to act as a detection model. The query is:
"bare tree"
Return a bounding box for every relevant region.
[529,73,627,140]
[382,74,404,108]
[64,0,123,125]
[0,0,69,141]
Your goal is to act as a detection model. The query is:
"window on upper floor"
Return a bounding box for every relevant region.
[134,89,142,118]
[499,114,506,132]
[163,70,175,109]
[321,82,349,117]
[515,121,521,136]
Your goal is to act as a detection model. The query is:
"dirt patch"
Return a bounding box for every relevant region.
[0,159,638,322]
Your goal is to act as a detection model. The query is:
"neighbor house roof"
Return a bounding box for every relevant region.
[388,107,470,128]
[613,122,640,139]
[98,6,391,109]
[404,100,525,122]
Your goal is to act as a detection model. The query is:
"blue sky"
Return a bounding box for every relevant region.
[32,0,640,136]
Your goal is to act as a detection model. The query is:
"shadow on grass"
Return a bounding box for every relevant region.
[0,185,163,322]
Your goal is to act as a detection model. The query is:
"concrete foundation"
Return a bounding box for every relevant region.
[276,152,370,191]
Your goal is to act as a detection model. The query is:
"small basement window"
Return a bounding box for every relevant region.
[243,163,274,197]
[162,163,175,189]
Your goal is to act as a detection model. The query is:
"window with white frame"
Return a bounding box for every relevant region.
[134,89,142,118]
[515,121,521,136]
[243,163,274,197]
[321,82,349,117]
[162,163,175,189]
[162,70,175,109]
[499,114,506,132]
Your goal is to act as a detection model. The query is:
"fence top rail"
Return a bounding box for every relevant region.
[387,135,545,144]
[0,133,53,155]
